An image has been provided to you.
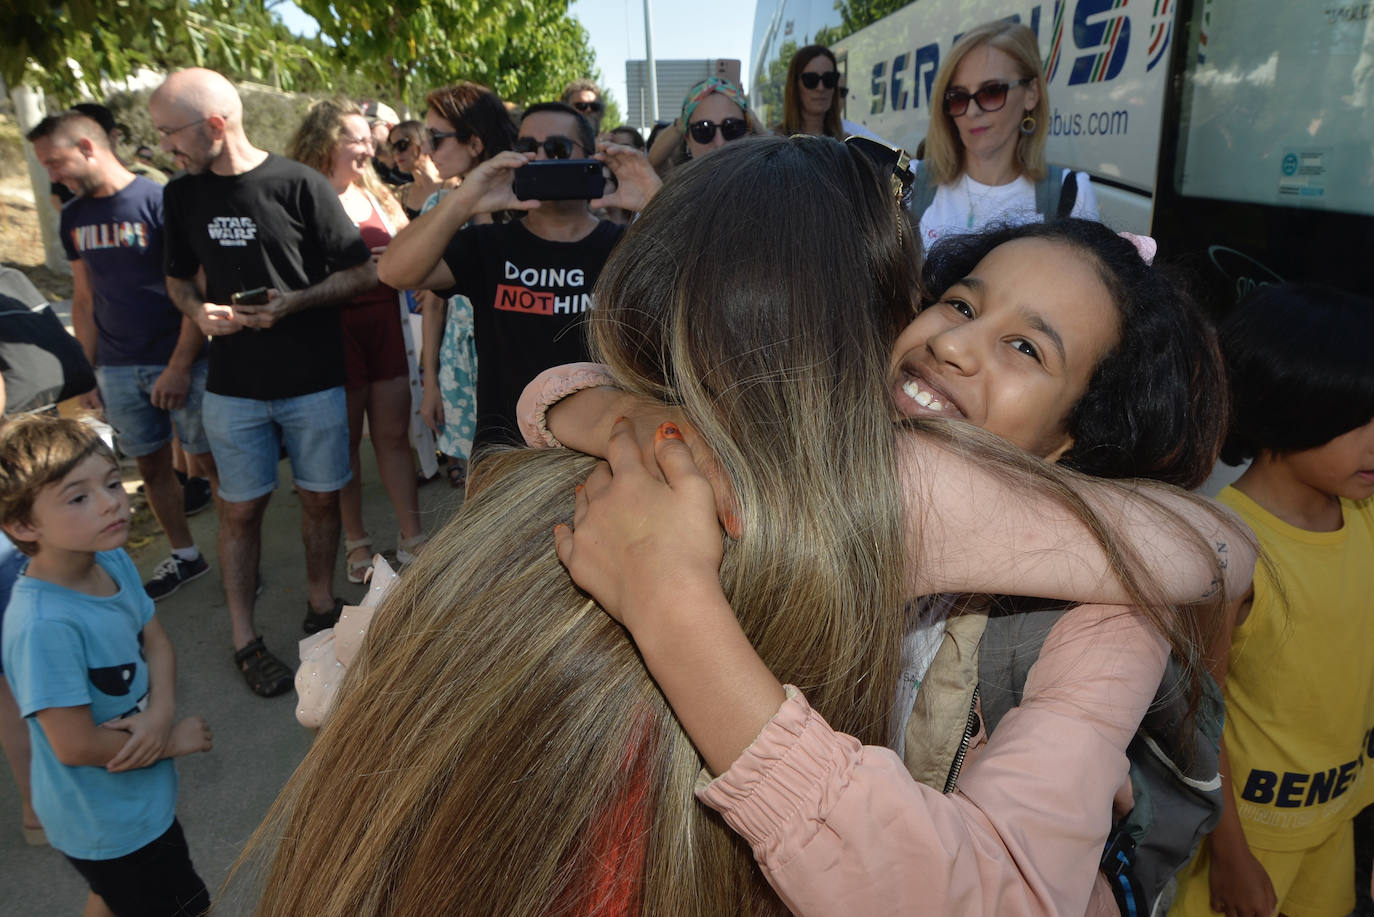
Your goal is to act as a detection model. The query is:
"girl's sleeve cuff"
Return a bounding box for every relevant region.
[516,362,617,448]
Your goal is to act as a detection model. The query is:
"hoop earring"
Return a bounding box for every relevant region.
[1020,114,1036,135]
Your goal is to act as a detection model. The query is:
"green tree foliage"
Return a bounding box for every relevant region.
[294,0,607,113]
[816,0,914,46]
[1,0,344,104]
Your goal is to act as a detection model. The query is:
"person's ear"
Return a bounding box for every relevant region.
[3,519,38,545]
[206,114,227,139]
[468,136,484,159]
[1024,78,1041,114]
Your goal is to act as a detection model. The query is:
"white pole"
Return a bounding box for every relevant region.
[7,79,68,275]
[643,0,659,123]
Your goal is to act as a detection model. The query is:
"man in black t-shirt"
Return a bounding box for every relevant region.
[151,68,375,697]
[377,102,625,452]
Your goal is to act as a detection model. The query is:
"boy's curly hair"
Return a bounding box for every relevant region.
[0,416,116,555]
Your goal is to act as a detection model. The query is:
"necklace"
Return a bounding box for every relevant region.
[965,176,998,229]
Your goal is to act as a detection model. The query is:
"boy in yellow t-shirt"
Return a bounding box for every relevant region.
[1171,283,1374,917]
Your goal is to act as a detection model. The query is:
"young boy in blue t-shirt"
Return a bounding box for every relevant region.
[0,415,212,916]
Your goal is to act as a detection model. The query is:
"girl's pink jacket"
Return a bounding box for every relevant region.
[696,603,1166,917]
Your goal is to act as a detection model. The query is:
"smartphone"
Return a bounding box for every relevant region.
[512,160,606,202]
[231,287,269,305]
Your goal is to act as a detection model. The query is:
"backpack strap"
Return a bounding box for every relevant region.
[1035,166,1078,223]
[910,159,939,219]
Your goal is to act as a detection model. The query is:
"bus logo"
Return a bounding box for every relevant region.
[1068,0,1131,85]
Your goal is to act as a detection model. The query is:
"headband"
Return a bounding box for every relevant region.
[681,77,749,125]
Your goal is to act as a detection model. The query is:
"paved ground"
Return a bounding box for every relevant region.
[0,446,463,915]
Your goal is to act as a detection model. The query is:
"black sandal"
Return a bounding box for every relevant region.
[446,461,467,489]
[233,637,294,697]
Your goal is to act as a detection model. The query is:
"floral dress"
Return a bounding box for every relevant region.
[421,190,478,460]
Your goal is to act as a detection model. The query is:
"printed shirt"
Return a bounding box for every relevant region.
[59,176,196,367]
[439,219,625,448]
[1,550,177,859]
[1217,487,1374,850]
[161,154,371,400]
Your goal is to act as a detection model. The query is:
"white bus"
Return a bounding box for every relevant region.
[750,0,1374,305]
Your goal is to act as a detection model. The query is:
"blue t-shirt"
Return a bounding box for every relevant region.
[59,176,201,368]
[1,549,178,859]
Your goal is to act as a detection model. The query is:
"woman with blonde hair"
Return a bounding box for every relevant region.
[387,119,450,220]
[916,20,1098,247]
[242,136,1246,916]
[287,98,426,585]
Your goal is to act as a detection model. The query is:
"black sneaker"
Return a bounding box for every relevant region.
[183,477,213,516]
[144,554,210,602]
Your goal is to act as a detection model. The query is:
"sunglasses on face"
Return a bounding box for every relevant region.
[942,78,1033,116]
[799,70,840,90]
[687,117,749,145]
[572,100,605,114]
[390,137,416,154]
[514,135,581,159]
[427,128,463,149]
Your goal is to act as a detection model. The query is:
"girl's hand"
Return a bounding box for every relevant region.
[459,150,542,216]
[555,419,723,633]
[420,383,444,433]
[591,142,663,212]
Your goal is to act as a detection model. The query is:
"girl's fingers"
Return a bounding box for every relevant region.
[604,416,649,478]
[553,523,573,566]
[653,423,704,487]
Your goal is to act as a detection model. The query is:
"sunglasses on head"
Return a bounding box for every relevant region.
[390,137,415,154]
[687,117,749,145]
[572,100,605,114]
[799,71,840,90]
[514,135,581,159]
[942,78,1033,116]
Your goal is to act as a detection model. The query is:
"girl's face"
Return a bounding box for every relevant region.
[947,43,1038,170]
[425,111,483,180]
[389,129,423,174]
[888,238,1120,460]
[685,94,747,159]
[1279,417,1374,502]
[331,114,373,184]
[798,54,838,120]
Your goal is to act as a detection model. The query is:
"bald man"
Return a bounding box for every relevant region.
[150,68,375,697]
[26,111,215,605]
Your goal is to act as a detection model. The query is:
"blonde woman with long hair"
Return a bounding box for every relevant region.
[241,136,1248,916]
[916,20,1099,247]
[287,98,426,584]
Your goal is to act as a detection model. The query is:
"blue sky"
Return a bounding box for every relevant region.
[272,0,755,115]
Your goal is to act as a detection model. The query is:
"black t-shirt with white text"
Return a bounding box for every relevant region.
[439,219,625,448]
[162,154,370,399]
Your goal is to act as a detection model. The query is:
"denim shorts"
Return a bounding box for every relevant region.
[95,361,211,458]
[201,386,351,502]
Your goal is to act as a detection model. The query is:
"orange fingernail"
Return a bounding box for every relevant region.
[614,416,628,425]
[657,422,682,440]
[575,484,585,495]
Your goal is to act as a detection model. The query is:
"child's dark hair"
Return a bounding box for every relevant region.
[0,415,117,555]
[1219,282,1374,465]
[922,218,1228,489]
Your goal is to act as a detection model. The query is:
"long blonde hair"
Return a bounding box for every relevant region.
[236,136,1223,915]
[287,96,405,226]
[924,20,1050,185]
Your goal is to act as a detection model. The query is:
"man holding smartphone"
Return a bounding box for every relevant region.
[379,102,626,454]
[151,68,375,698]
[25,111,216,605]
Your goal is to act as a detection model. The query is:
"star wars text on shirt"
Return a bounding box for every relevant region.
[206,216,258,247]
[496,260,591,315]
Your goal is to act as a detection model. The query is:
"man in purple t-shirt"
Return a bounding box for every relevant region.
[27,112,214,603]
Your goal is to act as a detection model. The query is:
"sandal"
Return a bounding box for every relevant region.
[395,533,429,566]
[446,461,467,489]
[303,598,345,635]
[233,637,294,697]
[345,536,373,584]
